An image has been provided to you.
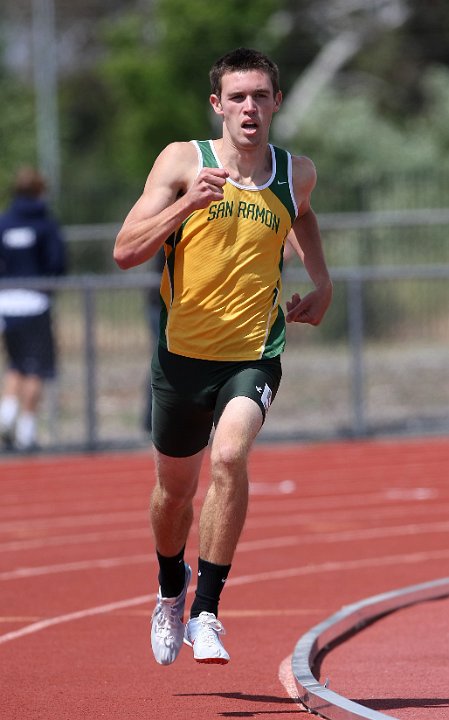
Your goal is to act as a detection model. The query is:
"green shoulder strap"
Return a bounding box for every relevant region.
[196,140,219,168]
[271,145,297,223]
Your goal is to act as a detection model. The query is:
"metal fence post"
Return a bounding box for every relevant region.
[347,275,366,436]
[83,284,97,450]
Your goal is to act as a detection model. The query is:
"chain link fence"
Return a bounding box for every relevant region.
[1,253,447,452]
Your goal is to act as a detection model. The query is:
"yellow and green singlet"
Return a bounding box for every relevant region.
[158,139,298,361]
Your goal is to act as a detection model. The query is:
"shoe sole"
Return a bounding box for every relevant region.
[194,656,229,665]
[184,636,230,664]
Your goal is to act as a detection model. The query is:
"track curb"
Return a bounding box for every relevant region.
[292,576,449,719]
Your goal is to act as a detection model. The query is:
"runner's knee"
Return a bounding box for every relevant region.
[210,433,249,479]
[153,478,196,511]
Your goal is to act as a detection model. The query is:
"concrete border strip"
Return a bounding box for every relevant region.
[292,576,449,719]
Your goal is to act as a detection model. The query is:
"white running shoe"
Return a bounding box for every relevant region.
[151,563,192,665]
[184,611,230,664]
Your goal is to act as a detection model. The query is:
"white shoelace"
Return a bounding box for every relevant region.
[152,601,180,643]
[197,613,226,646]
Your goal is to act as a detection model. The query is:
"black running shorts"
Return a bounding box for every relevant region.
[151,345,282,458]
[2,309,56,379]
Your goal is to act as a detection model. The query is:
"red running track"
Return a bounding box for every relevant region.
[1,437,448,720]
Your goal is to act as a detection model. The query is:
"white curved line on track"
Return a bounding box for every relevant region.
[245,501,449,529]
[278,654,306,711]
[0,527,151,553]
[0,554,153,580]
[0,486,439,533]
[3,514,449,556]
[2,547,449,646]
[0,479,295,517]
[0,592,158,646]
[0,510,147,533]
[5,521,449,581]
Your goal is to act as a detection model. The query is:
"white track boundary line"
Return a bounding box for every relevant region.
[278,654,308,712]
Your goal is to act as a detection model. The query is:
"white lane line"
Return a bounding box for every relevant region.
[0,527,151,553]
[5,520,449,581]
[245,500,449,528]
[0,497,147,519]
[240,519,449,550]
[2,547,449,646]
[0,593,157,646]
[0,510,147,533]
[0,487,440,534]
[248,487,439,514]
[0,554,152,581]
[227,548,449,590]
[249,480,296,495]
[3,500,449,553]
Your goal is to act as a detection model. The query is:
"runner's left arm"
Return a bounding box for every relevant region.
[285,156,332,325]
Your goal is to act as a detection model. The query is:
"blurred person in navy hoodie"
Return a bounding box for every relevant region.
[0,167,66,451]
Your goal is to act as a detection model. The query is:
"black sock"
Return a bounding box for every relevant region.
[156,546,186,598]
[190,557,231,619]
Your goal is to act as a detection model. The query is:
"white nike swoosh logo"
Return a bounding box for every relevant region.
[278,180,287,185]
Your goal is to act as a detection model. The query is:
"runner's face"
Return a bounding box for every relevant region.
[210,70,282,147]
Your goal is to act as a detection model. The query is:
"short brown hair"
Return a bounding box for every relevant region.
[209,47,280,98]
[13,166,47,198]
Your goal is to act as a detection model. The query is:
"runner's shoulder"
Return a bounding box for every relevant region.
[159,141,198,168]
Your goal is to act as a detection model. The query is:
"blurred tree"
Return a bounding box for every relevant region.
[98,0,279,182]
[273,0,411,141]
[295,65,449,210]
[0,72,36,207]
[2,0,449,222]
